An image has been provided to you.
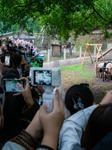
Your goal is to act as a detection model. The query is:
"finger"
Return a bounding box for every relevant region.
[23,77,30,89]
[60,100,64,113]
[25,77,29,85]
[17,82,24,91]
[53,89,60,111]
[37,86,45,94]
[13,92,22,96]
[20,77,26,80]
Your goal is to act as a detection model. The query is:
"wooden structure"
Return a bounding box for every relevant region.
[52,44,62,57]
[98,47,112,59]
[81,44,105,66]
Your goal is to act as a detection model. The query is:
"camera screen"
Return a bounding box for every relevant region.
[4,79,24,92]
[5,55,10,66]
[30,58,43,67]
[34,70,52,85]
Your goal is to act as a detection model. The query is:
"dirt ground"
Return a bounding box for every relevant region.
[61,63,112,104]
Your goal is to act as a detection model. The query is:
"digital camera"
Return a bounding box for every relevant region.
[30,67,61,87]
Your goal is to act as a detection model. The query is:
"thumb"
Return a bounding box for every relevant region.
[39,104,47,116]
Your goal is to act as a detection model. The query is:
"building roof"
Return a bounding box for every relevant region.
[13,33,36,40]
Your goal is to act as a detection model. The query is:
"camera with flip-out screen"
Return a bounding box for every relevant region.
[30,67,61,87]
[30,67,61,113]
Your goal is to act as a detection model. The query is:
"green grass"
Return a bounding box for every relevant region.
[60,64,95,78]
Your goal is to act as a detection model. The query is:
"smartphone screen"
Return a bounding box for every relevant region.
[27,56,31,64]
[5,55,10,66]
[3,79,25,92]
[34,70,52,85]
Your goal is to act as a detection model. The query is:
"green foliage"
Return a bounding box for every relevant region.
[0,0,112,39]
[25,19,41,34]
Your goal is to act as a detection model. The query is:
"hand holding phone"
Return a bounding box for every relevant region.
[17,77,34,108]
[3,79,25,92]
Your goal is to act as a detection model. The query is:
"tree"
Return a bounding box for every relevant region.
[0,0,112,39]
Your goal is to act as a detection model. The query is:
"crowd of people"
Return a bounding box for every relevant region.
[0,37,111,150]
[0,37,38,56]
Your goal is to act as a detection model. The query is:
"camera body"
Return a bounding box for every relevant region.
[30,67,61,87]
[30,67,61,113]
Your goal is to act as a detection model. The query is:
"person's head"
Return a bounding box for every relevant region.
[65,84,94,115]
[10,53,22,69]
[2,68,20,79]
[81,104,112,150]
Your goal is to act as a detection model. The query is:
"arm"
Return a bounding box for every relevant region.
[59,89,112,150]
[3,90,64,150]
[22,100,39,121]
[59,105,97,150]
[39,89,64,150]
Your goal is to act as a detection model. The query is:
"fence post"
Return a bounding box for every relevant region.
[64,48,66,60]
[79,46,82,58]
[47,49,50,62]
[94,45,96,60]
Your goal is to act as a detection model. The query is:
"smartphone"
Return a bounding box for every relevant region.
[5,55,10,66]
[34,70,52,85]
[3,79,25,92]
[27,56,31,64]
[30,58,43,67]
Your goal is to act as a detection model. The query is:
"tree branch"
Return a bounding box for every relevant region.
[92,6,108,22]
[80,11,94,23]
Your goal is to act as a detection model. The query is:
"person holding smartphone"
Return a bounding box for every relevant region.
[0,76,42,145]
[2,89,64,150]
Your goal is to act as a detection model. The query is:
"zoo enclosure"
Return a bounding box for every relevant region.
[40,43,112,64]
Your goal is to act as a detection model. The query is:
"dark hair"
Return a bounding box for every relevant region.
[2,68,20,79]
[81,104,112,150]
[10,53,22,69]
[65,84,94,115]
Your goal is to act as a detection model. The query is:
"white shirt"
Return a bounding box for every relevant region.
[59,105,97,150]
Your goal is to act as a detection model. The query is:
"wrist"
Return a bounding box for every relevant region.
[25,117,42,140]
[11,130,37,149]
[42,133,59,150]
[25,97,34,108]
[25,124,41,140]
